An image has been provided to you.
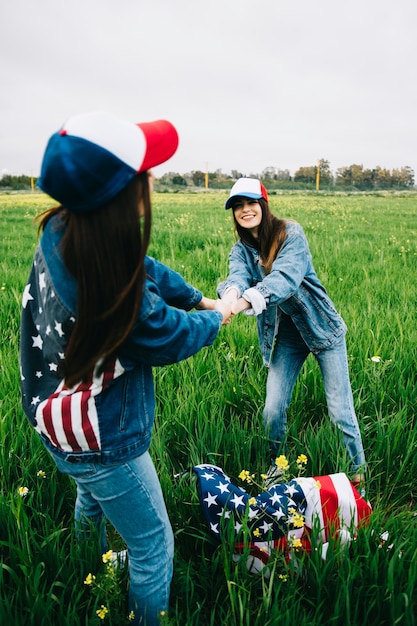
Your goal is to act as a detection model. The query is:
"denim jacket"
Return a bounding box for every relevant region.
[20,214,223,464]
[217,221,346,366]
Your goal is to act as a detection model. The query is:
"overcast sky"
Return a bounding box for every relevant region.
[1,0,416,179]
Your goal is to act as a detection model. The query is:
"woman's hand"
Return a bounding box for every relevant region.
[195,296,217,310]
[196,296,233,324]
[220,287,239,304]
[214,299,233,325]
[231,297,251,315]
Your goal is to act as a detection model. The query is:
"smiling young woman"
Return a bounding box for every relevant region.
[218,177,366,490]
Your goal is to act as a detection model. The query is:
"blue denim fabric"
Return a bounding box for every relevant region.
[20,214,223,463]
[49,448,174,626]
[217,221,347,366]
[263,315,366,472]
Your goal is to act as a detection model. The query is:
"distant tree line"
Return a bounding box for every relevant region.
[1,160,415,191]
[0,174,34,190]
[159,159,415,191]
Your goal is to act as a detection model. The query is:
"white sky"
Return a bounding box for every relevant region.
[1,0,416,179]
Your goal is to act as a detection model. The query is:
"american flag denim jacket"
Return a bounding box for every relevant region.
[20,215,222,464]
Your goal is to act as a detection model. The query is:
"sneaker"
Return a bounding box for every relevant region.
[263,464,284,489]
[110,549,128,569]
[352,474,366,499]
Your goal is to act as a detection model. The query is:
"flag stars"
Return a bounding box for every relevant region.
[48,362,58,372]
[230,493,245,508]
[269,492,283,505]
[31,396,40,406]
[32,335,43,350]
[54,321,64,337]
[46,325,51,335]
[260,521,273,534]
[36,371,43,378]
[201,472,216,481]
[204,492,218,508]
[215,481,230,494]
[22,284,34,308]
[39,272,46,291]
[284,484,298,497]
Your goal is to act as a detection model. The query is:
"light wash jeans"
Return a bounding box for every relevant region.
[49,449,174,626]
[263,315,366,473]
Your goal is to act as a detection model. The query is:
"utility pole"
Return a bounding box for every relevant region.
[316,159,321,191]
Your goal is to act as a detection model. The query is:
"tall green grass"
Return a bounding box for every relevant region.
[1,191,416,624]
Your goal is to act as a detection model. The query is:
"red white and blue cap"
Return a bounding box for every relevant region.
[38,111,179,213]
[225,177,269,210]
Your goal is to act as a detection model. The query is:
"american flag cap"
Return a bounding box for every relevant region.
[225,177,269,210]
[38,111,179,213]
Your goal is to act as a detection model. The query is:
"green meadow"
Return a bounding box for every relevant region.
[1,190,416,625]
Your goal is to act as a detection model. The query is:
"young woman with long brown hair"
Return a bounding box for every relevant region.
[20,111,232,625]
[217,178,366,489]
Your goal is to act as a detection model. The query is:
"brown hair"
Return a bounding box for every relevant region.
[232,198,288,274]
[37,172,151,387]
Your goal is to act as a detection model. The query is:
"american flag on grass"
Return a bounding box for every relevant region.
[193,464,372,572]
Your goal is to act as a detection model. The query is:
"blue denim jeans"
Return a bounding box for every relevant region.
[48,449,174,626]
[263,315,366,473]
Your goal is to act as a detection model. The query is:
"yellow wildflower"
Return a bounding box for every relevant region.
[288,511,305,528]
[238,470,254,484]
[128,611,135,621]
[37,470,46,478]
[102,549,113,564]
[275,455,289,471]
[248,497,257,506]
[315,480,321,489]
[260,473,268,480]
[96,605,108,620]
[253,528,262,538]
[18,486,29,497]
[279,573,289,581]
[84,573,96,585]
[289,537,302,549]
[296,454,308,466]
[239,469,250,482]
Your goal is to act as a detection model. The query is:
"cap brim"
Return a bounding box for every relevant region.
[138,120,179,171]
[225,192,262,210]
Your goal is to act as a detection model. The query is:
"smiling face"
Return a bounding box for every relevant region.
[232,197,263,238]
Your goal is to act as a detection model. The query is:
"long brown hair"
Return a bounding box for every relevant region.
[233,198,288,274]
[37,172,151,387]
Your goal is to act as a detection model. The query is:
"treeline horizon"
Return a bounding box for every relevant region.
[1,159,415,192]
[160,159,415,191]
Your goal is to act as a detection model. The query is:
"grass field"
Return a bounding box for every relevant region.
[1,190,416,625]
